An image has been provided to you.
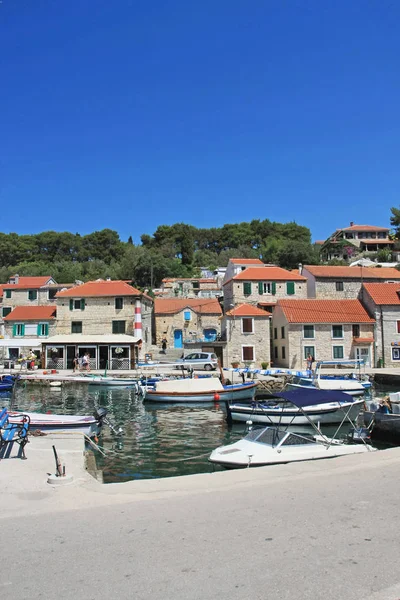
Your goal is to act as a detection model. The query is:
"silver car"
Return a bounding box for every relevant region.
[175,352,218,371]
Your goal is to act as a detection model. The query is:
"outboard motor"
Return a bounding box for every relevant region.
[93,408,123,436]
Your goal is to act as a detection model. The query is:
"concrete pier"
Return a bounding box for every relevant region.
[2,433,400,600]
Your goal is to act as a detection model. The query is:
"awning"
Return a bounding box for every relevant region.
[42,334,141,344]
[273,388,357,408]
[353,338,373,344]
[0,339,42,348]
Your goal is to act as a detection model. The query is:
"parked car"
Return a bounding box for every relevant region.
[175,352,218,371]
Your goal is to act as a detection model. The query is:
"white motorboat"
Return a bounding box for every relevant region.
[287,360,372,396]
[144,377,257,403]
[227,389,364,425]
[210,388,376,468]
[7,407,109,437]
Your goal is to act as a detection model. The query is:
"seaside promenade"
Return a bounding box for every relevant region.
[2,432,400,600]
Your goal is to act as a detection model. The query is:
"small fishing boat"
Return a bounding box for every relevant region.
[227,389,364,426]
[287,360,371,396]
[0,375,18,392]
[210,388,376,468]
[363,393,400,440]
[144,377,257,403]
[7,407,110,437]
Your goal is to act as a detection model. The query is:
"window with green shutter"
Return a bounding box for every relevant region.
[5,290,11,299]
[28,290,38,301]
[258,282,263,295]
[13,323,25,337]
[115,297,123,310]
[243,282,251,295]
[69,299,74,311]
[286,282,295,295]
[112,320,126,334]
[2,307,11,317]
[71,321,82,333]
[80,299,85,311]
[37,323,49,336]
[271,282,276,295]
[333,346,344,359]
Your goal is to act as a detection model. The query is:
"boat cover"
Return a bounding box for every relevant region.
[272,388,358,408]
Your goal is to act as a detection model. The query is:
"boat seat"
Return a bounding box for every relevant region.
[391,403,400,414]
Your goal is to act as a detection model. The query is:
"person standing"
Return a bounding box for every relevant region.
[73,354,80,373]
[82,352,91,372]
[161,338,167,354]
[306,353,314,371]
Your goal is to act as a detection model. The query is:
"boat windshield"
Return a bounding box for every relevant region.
[281,433,316,446]
[244,428,287,446]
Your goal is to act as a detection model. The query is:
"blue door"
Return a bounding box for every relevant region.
[204,328,217,341]
[174,329,183,348]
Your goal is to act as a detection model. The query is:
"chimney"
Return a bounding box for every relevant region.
[106,276,111,281]
[14,274,19,284]
[298,263,303,275]
[350,221,354,227]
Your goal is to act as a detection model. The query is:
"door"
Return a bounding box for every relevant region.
[174,329,183,348]
[99,346,109,370]
[66,346,76,370]
[356,346,370,367]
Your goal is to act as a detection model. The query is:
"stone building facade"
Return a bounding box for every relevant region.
[271,299,375,369]
[159,278,221,299]
[362,283,400,368]
[221,304,271,369]
[2,306,57,365]
[223,266,307,312]
[302,265,400,300]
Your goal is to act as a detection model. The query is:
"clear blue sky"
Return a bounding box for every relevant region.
[1,0,399,243]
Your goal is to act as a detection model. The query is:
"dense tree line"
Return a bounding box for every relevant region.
[0,219,320,288]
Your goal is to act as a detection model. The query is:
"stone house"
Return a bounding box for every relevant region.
[2,276,58,316]
[302,265,400,300]
[154,298,222,350]
[361,283,400,368]
[222,258,265,286]
[159,277,221,299]
[1,306,57,365]
[271,299,375,369]
[223,266,307,312]
[221,304,271,369]
[43,280,153,370]
[320,223,394,261]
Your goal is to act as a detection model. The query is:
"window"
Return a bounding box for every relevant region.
[5,290,11,299]
[70,299,85,311]
[286,282,295,295]
[2,307,11,317]
[304,346,315,360]
[353,324,360,337]
[274,327,278,340]
[115,297,123,310]
[332,325,343,339]
[282,346,286,359]
[243,282,252,295]
[13,323,25,337]
[71,321,82,334]
[333,346,344,359]
[242,346,254,361]
[397,321,400,334]
[112,320,126,334]
[48,289,57,300]
[392,348,400,361]
[271,282,276,295]
[274,346,278,358]
[258,282,271,295]
[184,311,191,321]
[303,325,315,339]
[28,290,38,301]
[335,281,344,292]
[242,318,254,333]
[37,323,49,336]
[192,281,199,289]
[281,326,285,339]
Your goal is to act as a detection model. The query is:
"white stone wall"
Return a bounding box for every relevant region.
[222,316,271,368]
[271,306,374,368]
[155,309,221,347]
[2,288,61,308]
[223,279,307,311]
[362,294,400,367]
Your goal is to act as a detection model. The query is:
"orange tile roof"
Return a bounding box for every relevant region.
[363,283,400,305]
[338,225,389,232]
[277,299,375,324]
[230,258,264,265]
[154,298,222,315]
[304,265,400,279]
[353,337,374,344]
[228,266,306,283]
[0,284,4,299]
[226,304,270,317]
[56,280,142,298]
[4,276,54,290]
[162,278,216,283]
[4,306,56,321]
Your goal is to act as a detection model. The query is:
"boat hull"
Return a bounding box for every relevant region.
[8,411,101,436]
[228,399,364,425]
[145,382,258,403]
[364,411,400,440]
[286,382,367,397]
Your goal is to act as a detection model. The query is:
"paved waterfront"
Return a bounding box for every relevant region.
[2,435,400,600]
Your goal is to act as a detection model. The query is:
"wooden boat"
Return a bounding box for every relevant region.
[7,407,109,437]
[227,389,364,425]
[144,377,257,403]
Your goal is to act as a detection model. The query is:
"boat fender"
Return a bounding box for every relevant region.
[214,393,220,401]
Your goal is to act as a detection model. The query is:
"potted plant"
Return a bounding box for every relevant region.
[261,361,269,370]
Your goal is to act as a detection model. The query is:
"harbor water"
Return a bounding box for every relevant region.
[5,382,398,483]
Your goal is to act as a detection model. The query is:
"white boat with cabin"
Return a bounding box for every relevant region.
[287,360,371,396]
[144,377,257,403]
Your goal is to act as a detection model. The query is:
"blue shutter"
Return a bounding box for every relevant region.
[37,324,41,335]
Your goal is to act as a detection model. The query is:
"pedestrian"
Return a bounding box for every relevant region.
[82,352,91,372]
[306,353,314,371]
[161,338,167,354]
[73,354,80,373]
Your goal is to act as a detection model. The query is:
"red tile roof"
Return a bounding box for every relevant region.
[363,283,400,305]
[154,298,222,315]
[227,266,306,283]
[0,284,4,299]
[226,304,270,317]
[338,225,389,232]
[303,265,400,279]
[4,276,54,290]
[4,306,56,321]
[277,299,375,324]
[56,280,142,298]
[230,258,264,265]
[353,337,374,344]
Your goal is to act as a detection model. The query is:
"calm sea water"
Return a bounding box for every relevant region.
[5,382,398,484]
